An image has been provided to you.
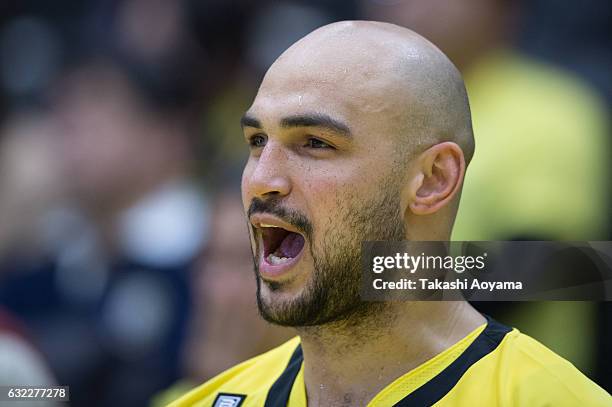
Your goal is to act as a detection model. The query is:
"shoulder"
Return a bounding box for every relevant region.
[168,336,301,406]
[495,329,611,406]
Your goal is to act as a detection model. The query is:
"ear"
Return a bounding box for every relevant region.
[408,142,466,215]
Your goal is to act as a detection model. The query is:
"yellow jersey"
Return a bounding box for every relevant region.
[169,317,611,406]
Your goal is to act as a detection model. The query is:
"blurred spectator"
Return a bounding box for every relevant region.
[0,1,214,405]
[0,58,209,407]
[362,0,610,382]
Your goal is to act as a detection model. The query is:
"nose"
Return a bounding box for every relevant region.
[244,141,292,199]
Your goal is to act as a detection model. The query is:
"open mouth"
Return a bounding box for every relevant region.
[260,224,305,265]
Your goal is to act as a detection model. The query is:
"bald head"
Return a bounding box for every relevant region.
[242,21,474,326]
[259,20,474,164]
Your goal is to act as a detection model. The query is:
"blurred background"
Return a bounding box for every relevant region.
[0,0,610,405]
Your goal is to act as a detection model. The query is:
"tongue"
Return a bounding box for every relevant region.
[278,233,305,258]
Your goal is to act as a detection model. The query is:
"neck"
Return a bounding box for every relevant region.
[297,301,485,406]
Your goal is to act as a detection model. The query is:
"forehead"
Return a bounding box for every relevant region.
[247,41,407,130]
[249,78,352,128]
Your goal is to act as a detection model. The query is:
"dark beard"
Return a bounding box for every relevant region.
[251,186,406,327]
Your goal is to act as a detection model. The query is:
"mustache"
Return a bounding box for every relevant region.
[247,197,313,238]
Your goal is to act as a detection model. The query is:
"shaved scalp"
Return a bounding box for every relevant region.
[259,20,474,164]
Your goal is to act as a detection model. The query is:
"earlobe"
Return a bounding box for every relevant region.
[409,142,465,215]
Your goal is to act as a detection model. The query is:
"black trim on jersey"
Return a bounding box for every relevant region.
[393,315,512,406]
[260,316,510,407]
[263,344,304,407]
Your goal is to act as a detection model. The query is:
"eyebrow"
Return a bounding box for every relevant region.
[240,112,352,138]
[280,114,351,137]
[240,114,262,129]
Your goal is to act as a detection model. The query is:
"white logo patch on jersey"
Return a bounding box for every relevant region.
[213,393,246,407]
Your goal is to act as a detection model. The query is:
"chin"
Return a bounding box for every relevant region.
[256,280,313,322]
[258,275,305,300]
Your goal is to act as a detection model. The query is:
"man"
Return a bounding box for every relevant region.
[171,21,610,406]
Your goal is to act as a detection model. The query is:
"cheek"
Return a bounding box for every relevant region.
[301,166,398,240]
[303,177,357,238]
[301,165,370,211]
[301,174,342,221]
[300,162,355,196]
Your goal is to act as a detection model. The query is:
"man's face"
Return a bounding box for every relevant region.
[241,46,409,327]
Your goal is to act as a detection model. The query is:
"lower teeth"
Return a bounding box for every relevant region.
[267,253,291,265]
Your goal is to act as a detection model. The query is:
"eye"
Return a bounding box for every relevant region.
[305,137,334,149]
[248,134,267,148]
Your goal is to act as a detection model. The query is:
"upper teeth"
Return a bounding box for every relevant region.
[260,223,279,228]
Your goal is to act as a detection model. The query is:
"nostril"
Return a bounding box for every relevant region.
[250,174,292,199]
